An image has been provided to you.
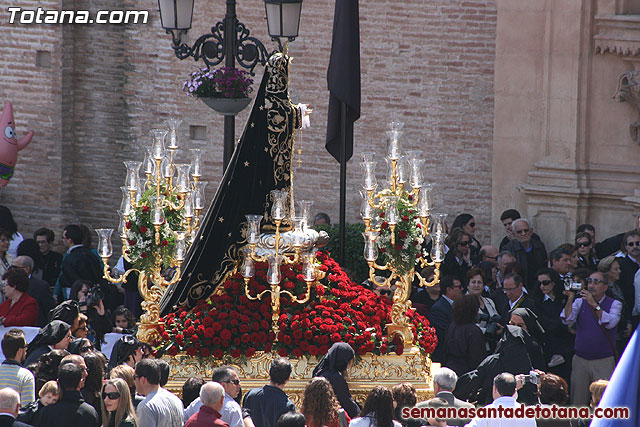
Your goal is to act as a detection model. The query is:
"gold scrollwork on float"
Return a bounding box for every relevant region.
[164,349,435,408]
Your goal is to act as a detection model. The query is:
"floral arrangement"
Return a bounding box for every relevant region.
[124,186,184,272]
[158,252,437,361]
[376,192,424,274]
[183,67,254,99]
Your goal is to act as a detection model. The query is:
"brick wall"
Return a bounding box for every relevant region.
[0,0,496,252]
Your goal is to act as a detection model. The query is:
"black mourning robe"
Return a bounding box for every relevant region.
[160,53,302,315]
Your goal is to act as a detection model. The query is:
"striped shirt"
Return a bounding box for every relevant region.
[0,360,35,405]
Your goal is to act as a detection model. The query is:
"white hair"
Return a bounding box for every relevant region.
[512,218,530,229]
[0,388,20,411]
[200,382,225,406]
[14,256,33,271]
[433,367,458,391]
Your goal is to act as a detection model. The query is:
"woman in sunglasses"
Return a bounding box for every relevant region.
[533,268,573,383]
[101,378,137,427]
[451,214,481,264]
[441,228,473,281]
[575,232,598,271]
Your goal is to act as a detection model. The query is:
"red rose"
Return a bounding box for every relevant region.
[142,206,150,213]
[278,348,288,357]
[398,230,407,239]
[395,243,403,250]
[128,239,135,246]
[213,349,224,358]
[292,348,303,358]
[381,222,389,229]
[408,194,414,201]
[220,329,232,340]
[230,349,242,358]
[315,285,325,296]
[204,328,215,339]
[140,226,148,234]
[125,221,132,229]
[379,212,385,218]
[380,248,386,253]
[167,346,179,356]
[241,334,251,343]
[186,347,197,356]
[141,252,147,258]
[379,344,388,354]
[200,348,210,357]
[245,347,256,358]
[413,240,418,246]
[402,215,409,221]
[161,240,168,247]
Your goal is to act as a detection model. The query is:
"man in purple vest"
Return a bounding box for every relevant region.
[561,271,622,405]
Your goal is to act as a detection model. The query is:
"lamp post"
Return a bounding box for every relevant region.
[157,0,303,169]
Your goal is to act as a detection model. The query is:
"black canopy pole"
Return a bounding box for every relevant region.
[338,101,347,265]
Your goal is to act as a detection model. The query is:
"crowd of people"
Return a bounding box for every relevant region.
[0,204,634,426]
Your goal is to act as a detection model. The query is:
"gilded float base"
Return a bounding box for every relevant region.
[164,347,438,407]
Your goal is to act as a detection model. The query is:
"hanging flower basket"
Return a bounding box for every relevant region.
[184,67,254,116]
[200,97,252,116]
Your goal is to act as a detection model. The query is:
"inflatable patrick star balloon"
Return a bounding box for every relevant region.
[0,103,34,187]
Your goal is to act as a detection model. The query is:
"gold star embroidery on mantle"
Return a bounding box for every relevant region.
[259,105,264,111]
[218,217,224,223]
[250,122,255,128]
[244,161,250,167]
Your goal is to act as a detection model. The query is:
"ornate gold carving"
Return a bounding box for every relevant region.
[614,69,640,143]
[164,349,435,409]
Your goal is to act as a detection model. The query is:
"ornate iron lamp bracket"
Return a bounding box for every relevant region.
[170,19,272,75]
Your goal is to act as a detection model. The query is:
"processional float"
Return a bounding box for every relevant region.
[95,52,442,404]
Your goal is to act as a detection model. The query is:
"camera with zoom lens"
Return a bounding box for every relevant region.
[85,285,104,307]
[478,313,504,338]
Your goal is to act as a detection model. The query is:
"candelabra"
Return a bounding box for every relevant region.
[95,119,206,344]
[361,120,447,347]
[238,190,326,339]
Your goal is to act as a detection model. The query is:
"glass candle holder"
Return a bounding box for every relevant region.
[267,255,282,285]
[166,118,182,150]
[151,129,167,160]
[363,231,379,262]
[245,214,263,244]
[95,229,114,258]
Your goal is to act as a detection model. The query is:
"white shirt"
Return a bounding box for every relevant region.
[349,414,402,427]
[184,393,242,427]
[465,396,537,427]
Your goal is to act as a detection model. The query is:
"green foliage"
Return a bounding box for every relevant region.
[315,223,369,285]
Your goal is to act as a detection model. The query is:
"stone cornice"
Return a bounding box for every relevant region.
[594,14,640,56]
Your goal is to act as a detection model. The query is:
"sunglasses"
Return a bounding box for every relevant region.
[458,241,470,247]
[576,241,591,247]
[378,289,392,296]
[80,345,93,353]
[102,391,121,400]
[224,379,240,385]
[586,277,603,284]
[627,241,640,247]
[538,280,553,286]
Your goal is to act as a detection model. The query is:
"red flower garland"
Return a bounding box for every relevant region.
[158,252,437,360]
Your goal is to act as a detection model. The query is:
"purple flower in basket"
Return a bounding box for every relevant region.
[183,66,254,99]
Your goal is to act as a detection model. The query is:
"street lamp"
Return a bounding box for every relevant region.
[157,0,303,169]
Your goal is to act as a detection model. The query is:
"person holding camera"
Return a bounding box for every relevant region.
[533,268,574,384]
[69,280,112,350]
[561,271,621,406]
